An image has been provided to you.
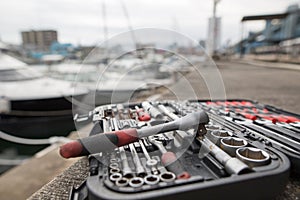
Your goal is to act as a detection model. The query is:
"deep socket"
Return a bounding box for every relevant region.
[220,137,248,156]
[236,147,270,167]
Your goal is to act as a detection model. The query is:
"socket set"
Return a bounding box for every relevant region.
[70,100,295,200]
[193,99,300,172]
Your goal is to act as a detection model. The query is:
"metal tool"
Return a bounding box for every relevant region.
[205,124,222,131]
[139,139,159,175]
[157,106,248,175]
[220,137,248,156]
[149,136,191,179]
[199,137,251,175]
[109,173,122,182]
[206,129,233,146]
[115,177,129,187]
[110,158,119,163]
[157,164,176,183]
[236,147,270,168]
[235,119,300,150]
[144,174,160,185]
[129,177,144,188]
[142,101,164,119]
[129,143,147,177]
[110,167,121,174]
[254,119,300,139]
[162,104,249,174]
[60,111,209,158]
[109,163,119,169]
[158,104,180,121]
[158,104,195,148]
[211,112,300,155]
[109,153,121,174]
[119,146,134,178]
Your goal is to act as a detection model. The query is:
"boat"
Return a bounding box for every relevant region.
[0,52,89,139]
[36,60,174,108]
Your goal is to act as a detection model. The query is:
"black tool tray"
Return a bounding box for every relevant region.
[70,99,295,200]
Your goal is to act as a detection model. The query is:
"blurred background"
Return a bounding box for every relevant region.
[0,1,300,198]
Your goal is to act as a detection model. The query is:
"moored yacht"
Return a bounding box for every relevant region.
[0,53,88,138]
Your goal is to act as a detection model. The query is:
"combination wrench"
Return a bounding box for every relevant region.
[129,143,147,177]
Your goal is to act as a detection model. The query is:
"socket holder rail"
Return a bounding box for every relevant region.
[70,99,293,200]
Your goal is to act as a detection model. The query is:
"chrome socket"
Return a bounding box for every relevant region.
[200,137,251,175]
[220,137,248,156]
[205,124,222,130]
[236,147,270,167]
[109,163,119,169]
[159,172,176,183]
[144,174,160,185]
[129,177,144,188]
[115,177,129,187]
[109,167,121,174]
[109,173,122,182]
[123,172,134,179]
[207,130,233,145]
[110,158,119,163]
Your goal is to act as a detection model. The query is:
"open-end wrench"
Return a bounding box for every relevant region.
[207,106,300,150]
[255,119,300,134]
[290,122,300,128]
[149,136,190,179]
[235,118,300,149]
[220,116,300,155]
[139,139,159,175]
[129,143,147,177]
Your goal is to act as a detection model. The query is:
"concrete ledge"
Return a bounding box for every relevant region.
[0,124,92,200]
[29,157,88,200]
[0,144,80,200]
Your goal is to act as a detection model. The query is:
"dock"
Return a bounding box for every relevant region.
[1,59,300,199]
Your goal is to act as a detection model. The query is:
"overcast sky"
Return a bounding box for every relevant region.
[0,0,299,46]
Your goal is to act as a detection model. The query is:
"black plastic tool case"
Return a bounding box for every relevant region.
[70,99,299,200]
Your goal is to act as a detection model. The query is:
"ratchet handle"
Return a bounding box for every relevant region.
[60,128,138,158]
[161,152,191,179]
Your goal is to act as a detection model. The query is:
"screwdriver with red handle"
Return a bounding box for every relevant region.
[59,111,209,158]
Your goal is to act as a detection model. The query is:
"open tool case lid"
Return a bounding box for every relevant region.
[70,99,296,200]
